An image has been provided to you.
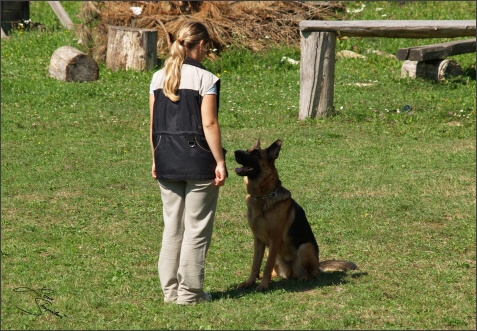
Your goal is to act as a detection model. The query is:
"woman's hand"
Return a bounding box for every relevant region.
[214,162,227,186]
[151,162,157,179]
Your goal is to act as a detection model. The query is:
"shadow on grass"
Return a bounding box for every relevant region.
[211,270,368,300]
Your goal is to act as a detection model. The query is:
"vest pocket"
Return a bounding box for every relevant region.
[194,135,212,152]
[153,135,162,151]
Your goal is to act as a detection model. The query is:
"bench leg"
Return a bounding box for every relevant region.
[299,31,336,119]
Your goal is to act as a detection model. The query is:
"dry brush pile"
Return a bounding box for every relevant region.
[76,1,346,63]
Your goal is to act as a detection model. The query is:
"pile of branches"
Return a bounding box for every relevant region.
[77,1,346,63]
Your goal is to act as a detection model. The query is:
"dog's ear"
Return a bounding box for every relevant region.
[252,138,261,150]
[267,139,282,160]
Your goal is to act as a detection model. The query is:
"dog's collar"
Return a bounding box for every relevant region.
[250,189,279,200]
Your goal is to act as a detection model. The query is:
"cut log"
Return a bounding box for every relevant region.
[396,38,476,61]
[49,46,99,82]
[106,26,157,72]
[401,59,462,81]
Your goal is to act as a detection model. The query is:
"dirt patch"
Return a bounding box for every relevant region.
[76,1,346,62]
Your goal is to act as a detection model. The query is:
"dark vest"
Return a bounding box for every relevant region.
[151,58,222,180]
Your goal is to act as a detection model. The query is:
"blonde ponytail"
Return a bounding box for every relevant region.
[163,40,185,102]
[162,21,211,102]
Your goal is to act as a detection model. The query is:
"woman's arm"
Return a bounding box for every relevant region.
[201,94,226,186]
[149,93,156,179]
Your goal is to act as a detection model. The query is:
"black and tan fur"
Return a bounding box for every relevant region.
[234,139,357,291]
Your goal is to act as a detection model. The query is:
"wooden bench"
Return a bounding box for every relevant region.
[397,38,475,81]
[299,20,476,119]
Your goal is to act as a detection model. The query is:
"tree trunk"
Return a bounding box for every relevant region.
[106,26,157,72]
[49,46,99,82]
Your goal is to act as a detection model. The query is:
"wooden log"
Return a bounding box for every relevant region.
[401,60,418,79]
[299,31,336,119]
[106,26,157,72]
[299,20,476,38]
[401,59,463,81]
[49,46,99,82]
[396,38,476,61]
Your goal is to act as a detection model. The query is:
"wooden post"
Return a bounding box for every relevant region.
[106,26,157,72]
[47,1,74,29]
[49,46,99,82]
[299,31,336,119]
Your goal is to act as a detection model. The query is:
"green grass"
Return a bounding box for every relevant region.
[1,1,475,330]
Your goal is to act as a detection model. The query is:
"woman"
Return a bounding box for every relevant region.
[149,21,227,305]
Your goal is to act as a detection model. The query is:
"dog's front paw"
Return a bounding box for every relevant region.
[298,275,310,282]
[255,283,269,292]
[237,280,255,289]
[256,278,270,292]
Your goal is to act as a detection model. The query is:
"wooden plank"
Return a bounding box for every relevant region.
[396,38,476,61]
[48,1,74,29]
[299,20,476,38]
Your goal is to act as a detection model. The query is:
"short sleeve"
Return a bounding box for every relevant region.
[205,83,217,95]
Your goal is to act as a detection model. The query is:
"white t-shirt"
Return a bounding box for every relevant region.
[149,82,217,95]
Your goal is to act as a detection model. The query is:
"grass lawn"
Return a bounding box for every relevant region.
[1,1,475,329]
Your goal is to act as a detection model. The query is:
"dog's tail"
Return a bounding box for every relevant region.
[319,260,358,272]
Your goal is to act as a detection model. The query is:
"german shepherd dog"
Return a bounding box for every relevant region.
[234,139,358,291]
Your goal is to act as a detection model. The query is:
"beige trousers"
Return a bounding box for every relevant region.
[157,179,219,304]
